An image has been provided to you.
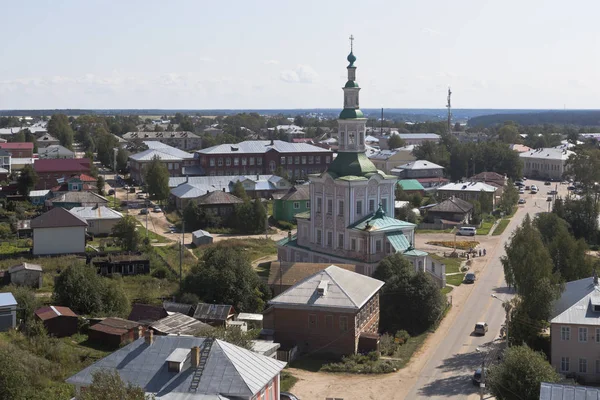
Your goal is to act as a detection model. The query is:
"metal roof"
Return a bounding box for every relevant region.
[396,159,444,170]
[169,175,281,188]
[8,262,42,273]
[129,148,192,162]
[150,312,210,335]
[192,229,212,239]
[28,189,50,197]
[386,232,411,252]
[30,207,88,229]
[0,292,17,307]
[349,209,416,232]
[163,301,195,316]
[35,305,77,321]
[278,185,310,201]
[520,147,575,161]
[69,206,123,220]
[197,191,243,205]
[49,191,109,205]
[128,304,168,324]
[196,140,330,155]
[398,179,425,191]
[237,313,263,321]
[89,317,142,336]
[65,336,286,397]
[428,197,474,213]
[267,262,357,287]
[269,265,384,310]
[551,276,600,325]
[33,158,90,173]
[193,304,234,322]
[124,131,199,139]
[539,382,600,400]
[396,133,441,140]
[437,182,497,193]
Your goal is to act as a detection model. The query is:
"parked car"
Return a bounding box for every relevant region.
[515,181,525,187]
[567,185,576,191]
[518,188,525,194]
[531,184,538,190]
[458,227,477,236]
[544,181,552,185]
[464,272,476,283]
[153,206,161,213]
[525,185,530,190]
[472,368,484,386]
[108,189,115,195]
[518,198,526,204]
[140,208,148,215]
[280,393,301,400]
[474,322,488,335]
[548,190,557,195]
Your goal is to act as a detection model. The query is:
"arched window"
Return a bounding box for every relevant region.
[269,160,276,172]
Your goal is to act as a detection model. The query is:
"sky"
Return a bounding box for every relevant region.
[1,0,599,110]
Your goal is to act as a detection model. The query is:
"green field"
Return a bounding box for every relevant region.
[446,273,465,286]
[492,219,511,236]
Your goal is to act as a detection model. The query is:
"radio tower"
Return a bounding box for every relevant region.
[446,87,452,135]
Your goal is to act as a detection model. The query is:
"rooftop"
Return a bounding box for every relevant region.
[349,206,416,232]
[28,189,50,198]
[150,312,211,336]
[396,159,444,170]
[278,185,310,202]
[551,276,600,325]
[49,191,109,205]
[34,158,90,173]
[197,191,244,206]
[163,301,195,316]
[89,317,142,336]
[0,142,34,150]
[196,140,331,155]
[268,262,357,287]
[0,292,17,307]
[34,306,77,321]
[539,382,600,400]
[127,304,168,325]
[192,229,212,238]
[193,304,235,322]
[394,133,441,140]
[428,197,474,213]
[30,207,88,229]
[8,262,43,274]
[129,145,194,162]
[397,179,425,191]
[519,147,575,161]
[124,131,199,140]
[269,265,384,310]
[68,206,123,220]
[436,182,497,193]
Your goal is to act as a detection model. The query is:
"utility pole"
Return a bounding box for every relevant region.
[446,87,452,135]
[380,108,384,136]
[179,218,185,290]
[480,356,485,400]
[145,206,149,239]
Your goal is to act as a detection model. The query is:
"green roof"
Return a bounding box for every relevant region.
[347,52,356,67]
[344,80,359,88]
[398,179,425,191]
[339,108,364,119]
[386,232,411,252]
[327,152,377,178]
[403,249,429,257]
[349,206,416,232]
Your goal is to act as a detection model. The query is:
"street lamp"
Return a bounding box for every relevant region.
[491,294,511,349]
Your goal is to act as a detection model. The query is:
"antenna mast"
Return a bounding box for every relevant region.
[446,87,452,135]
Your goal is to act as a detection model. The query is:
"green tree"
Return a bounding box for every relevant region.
[144,155,170,203]
[231,181,249,201]
[112,215,141,251]
[0,345,30,400]
[95,128,118,167]
[53,264,104,315]
[498,180,519,215]
[97,176,105,196]
[564,148,600,191]
[16,164,38,196]
[558,195,598,243]
[116,147,129,173]
[412,141,451,168]
[181,245,271,312]
[183,201,201,231]
[487,345,559,400]
[79,370,154,400]
[409,193,422,208]
[47,114,74,149]
[479,190,494,214]
[293,115,305,127]
[395,205,417,223]
[252,199,267,232]
[395,184,408,201]
[373,254,446,334]
[387,134,405,150]
[497,122,521,143]
[470,200,482,225]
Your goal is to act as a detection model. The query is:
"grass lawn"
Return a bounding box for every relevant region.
[441,286,454,295]
[445,273,465,286]
[0,240,31,255]
[255,261,271,279]
[492,219,511,236]
[280,370,299,392]
[415,228,455,234]
[430,254,464,274]
[477,219,496,235]
[153,243,197,274]
[193,238,278,264]
[392,332,429,369]
[120,274,179,304]
[136,223,169,243]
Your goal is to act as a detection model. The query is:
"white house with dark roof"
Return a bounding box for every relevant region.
[68,205,123,235]
[129,141,195,183]
[520,147,575,180]
[31,207,88,255]
[435,181,498,208]
[66,334,286,399]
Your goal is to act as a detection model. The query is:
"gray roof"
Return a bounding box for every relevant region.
[65,336,286,398]
[28,189,50,197]
[37,133,59,142]
[539,382,600,400]
[396,159,444,170]
[124,131,199,140]
[163,301,195,317]
[0,292,17,307]
[192,229,212,239]
[31,207,88,228]
[129,147,193,162]
[194,304,234,322]
[279,185,309,201]
[38,145,74,158]
[394,133,441,140]
[69,206,123,220]
[428,197,474,213]
[437,182,497,193]
[520,147,575,161]
[196,140,330,155]
[150,313,211,336]
[169,175,282,189]
[552,276,600,325]
[8,263,43,274]
[170,175,290,200]
[49,191,109,205]
[269,265,384,310]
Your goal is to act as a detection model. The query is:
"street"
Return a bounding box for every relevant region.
[289,179,567,399]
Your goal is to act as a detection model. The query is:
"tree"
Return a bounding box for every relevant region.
[395,184,408,201]
[183,201,201,231]
[252,199,267,232]
[558,195,599,243]
[181,245,270,313]
[2,285,39,326]
[564,148,600,190]
[97,176,105,196]
[95,128,118,167]
[498,180,519,215]
[0,345,30,400]
[409,193,422,208]
[116,147,129,173]
[79,370,154,400]
[497,122,521,143]
[112,215,141,251]
[144,156,170,203]
[231,181,249,201]
[395,205,417,223]
[387,134,405,150]
[487,345,559,400]
[53,264,104,315]
[274,166,289,182]
[47,114,74,148]
[16,164,38,196]
[412,141,451,168]
[293,115,305,127]
[373,254,446,334]
[470,200,482,225]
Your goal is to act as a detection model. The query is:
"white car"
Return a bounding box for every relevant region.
[519,188,525,194]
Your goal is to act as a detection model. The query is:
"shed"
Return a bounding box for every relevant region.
[237,313,264,330]
[192,229,213,246]
[34,306,78,337]
[88,317,145,348]
[193,303,236,327]
[8,262,43,288]
[250,340,281,359]
[127,304,168,325]
[397,179,425,195]
[0,292,17,332]
[163,301,195,317]
[150,312,210,336]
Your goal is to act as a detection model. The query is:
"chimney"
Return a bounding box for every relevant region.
[145,329,154,345]
[191,346,200,368]
[270,138,274,146]
[317,280,329,296]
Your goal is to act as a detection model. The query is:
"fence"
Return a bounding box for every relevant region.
[417,222,458,231]
[277,346,298,362]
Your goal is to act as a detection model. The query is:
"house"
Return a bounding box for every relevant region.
[66,334,287,400]
[397,179,425,195]
[123,131,202,150]
[549,274,600,383]
[150,312,211,336]
[195,139,332,179]
[128,304,169,325]
[50,173,97,193]
[0,292,17,332]
[387,132,441,146]
[263,265,384,356]
[195,190,244,220]
[520,147,575,180]
[273,185,310,222]
[68,205,123,235]
[425,197,474,225]
[237,313,264,330]
[193,303,235,326]
[468,171,507,197]
[34,306,78,337]
[36,133,60,148]
[10,157,34,171]
[34,158,91,190]
[191,229,213,246]
[128,142,195,183]
[48,191,108,209]
[267,262,358,296]
[88,317,145,348]
[28,189,51,205]
[0,142,34,158]
[163,301,195,317]
[0,149,11,174]
[539,382,600,399]
[38,144,75,159]
[435,181,497,209]
[202,127,223,137]
[90,254,150,276]
[31,207,88,255]
[7,262,43,288]
[390,160,447,189]
[368,147,416,174]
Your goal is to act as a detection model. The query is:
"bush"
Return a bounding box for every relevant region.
[276,220,295,231]
[322,352,400,374]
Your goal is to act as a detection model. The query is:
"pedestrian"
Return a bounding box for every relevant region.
[467,253,470,261]
[484,248,487,256]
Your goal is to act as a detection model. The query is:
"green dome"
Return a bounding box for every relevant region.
[344,80,359,88]
[339,108,364,119]
[347,52,356,67]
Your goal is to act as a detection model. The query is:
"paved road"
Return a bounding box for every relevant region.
[408,179,567,399]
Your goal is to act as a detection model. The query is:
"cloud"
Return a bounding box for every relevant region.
[280,65,319,84]
[422,27,444,36]
[263,60,279,65]
[197,57,214,62]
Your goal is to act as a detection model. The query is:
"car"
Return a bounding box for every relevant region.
[457,227,477,236]
[108,189,115,195]
[567,185,576,191]
[474,322,488,335]
[153,206,161,213]
[137,193,147,199]
[518,198,526,204]
[515,181,525,187]
[280,393,301,400]
[124,185,130,190]
[547,196,553,202]
[472,368,488,386]
[531,184,538,190]
[140,208,148,215]
[530,189,538,194]
[548,190,557,195]
[464,272,476,283]
[518,188,525,194]
[525,185,530,190]
[545,181,552,185]
[522,176,527,180]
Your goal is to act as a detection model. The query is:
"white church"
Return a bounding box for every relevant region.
[277,39,437,279]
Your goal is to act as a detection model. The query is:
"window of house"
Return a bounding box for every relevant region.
[308,314,317,328]
[339,316,348,331]
[580,327,588,342]
[269,161,276,172]
[280,156,286,165]
[306,201,310,209]
[302,156,306,164]
[326,156,331,163]
[338,200,344,216]
[351,238,356,251]
[327,231,333,247]
[241,158,247,166]
[288,156,293,164]
[431,261,435,273]
[356,200,363,215]
[88,221,94,228]
[316,229,322,244]
[561,357,570,372]
[338,233,344,249]
[226,158,231,166]
[293,202,300,209]
[385,241,390,253]
[257,158,262,166]
[233,157,239,166]
[369,199,375,213]
[382,198,388,214]
[316,156,321,164]
[295,156,300,164]
[128,265,134,274]
[596,328,600,343]
[561,326,571,341]
[325,315,333,329]
[317,197,322,213]
[580,358,588,373]
[249,157,255,165]
[308,156,314,164]
[375,240,382,252]
[327,199,333,215]
[209,158,215,166]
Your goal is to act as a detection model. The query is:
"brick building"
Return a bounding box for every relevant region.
[263,265,384,356]
[195,139,332,179]
[33,158,91,190]
[123,131,202,150]
[128,141,194,183]
[0,142,34,158]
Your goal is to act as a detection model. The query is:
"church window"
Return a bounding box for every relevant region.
[375,240,382,253]
[317,197,322,213]
[338,233,344,249]
[359,132,364,145]
[369,199,375,213]
[327,199,333,215]
[382,198,388,214]
[327,231,333,247]
[280,156,286,165]
[338,200,344,216]
[356,200,363,215]
[351,238,356,251]
[316,229,322,244]
[348,132,355,145]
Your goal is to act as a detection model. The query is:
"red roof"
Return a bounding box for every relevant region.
[89,317,141,336]
[0,142,34,150]
[34,158,91,173]
[76,174,97,182]
[35,306,78,321]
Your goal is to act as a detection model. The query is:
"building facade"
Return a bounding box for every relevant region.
[435,182,497,209]
[273,185,310,222]
[33,158,91,190]
[123,131,202,150]
[31,207,88,255]
[520,147,574,180]
[129,142,195,183]
[368,147,416,174]
[0,142,34,158]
